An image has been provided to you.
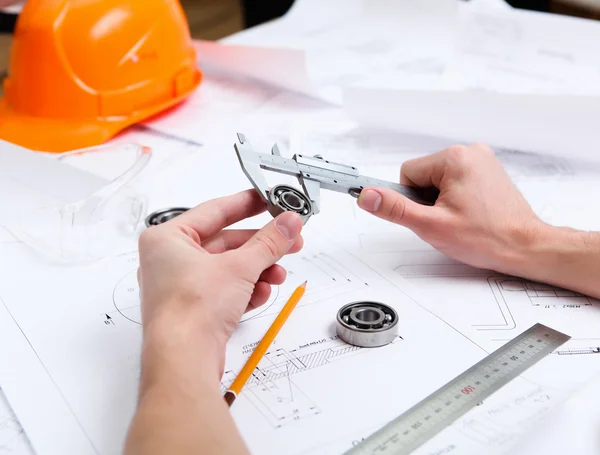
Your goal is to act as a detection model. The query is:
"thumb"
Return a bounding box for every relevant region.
[235,211,303,276]
[357,187,434,230]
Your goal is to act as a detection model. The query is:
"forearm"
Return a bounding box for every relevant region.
[124,316,250,455]
[510,224,600,299]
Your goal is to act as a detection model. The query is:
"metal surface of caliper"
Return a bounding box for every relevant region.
[234,133,439,224]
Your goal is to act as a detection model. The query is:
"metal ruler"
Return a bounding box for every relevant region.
[345,323,570,455]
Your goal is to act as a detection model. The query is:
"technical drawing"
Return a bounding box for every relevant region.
[112,270,141,325]
[222,336,401,428]
[448,385,557,449]
[111,268,282,326]
[452,275,594,331]
[492,278,594,308]
[108,246,371,325]
[474,277,518,331]
[555,347,600,356]
[480,276,597,333]
[221,368,320,428]
[386,254,600,395]
[393,259,599,333]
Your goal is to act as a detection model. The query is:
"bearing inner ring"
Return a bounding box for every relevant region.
[336,301,398,347]
[281,192,304,211]
[145,207,189,227]
[350,307,386,327]
[269,185,311,216]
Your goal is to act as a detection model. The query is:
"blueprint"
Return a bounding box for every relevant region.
[1,103,598,455]
[291,120,600,384]
[0,127,598,455]
[0,231,493,455]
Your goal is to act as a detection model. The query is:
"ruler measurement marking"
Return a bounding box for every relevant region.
[345,324,570,455]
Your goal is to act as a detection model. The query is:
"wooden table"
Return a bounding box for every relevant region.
[551,0,600,18]
[0,34,10,96]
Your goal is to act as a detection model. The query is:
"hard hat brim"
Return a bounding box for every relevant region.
[0,99,130,153]
[0,81,200,153]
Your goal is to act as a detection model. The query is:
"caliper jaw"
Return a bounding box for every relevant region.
[234,133,317,224]
[234,132,439,225]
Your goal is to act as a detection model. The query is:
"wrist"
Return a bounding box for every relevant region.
[508,222,598,293]
[492,217,547,275]
[139,306,224,395]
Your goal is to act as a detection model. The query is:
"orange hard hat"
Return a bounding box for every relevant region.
[0,0,202,152]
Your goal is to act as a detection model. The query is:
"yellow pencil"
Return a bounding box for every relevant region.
[224,281,307,406]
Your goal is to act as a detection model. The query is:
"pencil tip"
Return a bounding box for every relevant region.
[224,391,237,407]
[301,281,307,288]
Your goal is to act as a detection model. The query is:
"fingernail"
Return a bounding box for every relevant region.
[276,212,302,240]
[358,189,382,212]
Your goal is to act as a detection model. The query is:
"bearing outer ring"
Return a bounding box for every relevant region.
[268,184,312,217]
[336,301,399,347]
[145,207,189,227]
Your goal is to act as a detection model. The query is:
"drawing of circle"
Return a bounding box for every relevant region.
[113,270,141,325]
[113,272,280,325]
[240,285,280,323]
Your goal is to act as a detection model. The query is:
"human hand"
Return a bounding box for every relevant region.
[357,144,543,273]
[137,190,304,378]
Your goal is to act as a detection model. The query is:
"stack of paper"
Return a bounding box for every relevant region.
[154,0,600,162]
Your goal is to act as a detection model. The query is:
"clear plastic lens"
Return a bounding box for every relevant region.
[14,143,151,263]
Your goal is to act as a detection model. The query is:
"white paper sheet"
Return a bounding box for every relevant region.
[471,0,513,10]
[69,125,203,189]
[446,5,600,95]
[341,3,600,162]
[289,109,600,182]
[193,41,334,103]
[141,67,284,145]
[289,120,600,381]
[343,86,600,164]
[0,127,596,455]
[153,0,600,163]
[143,68,332,153]
[510,370,600,455]
[192,0,458,105]
[0,230,489,455]
[146,0,460,147]
[316,196,600,455]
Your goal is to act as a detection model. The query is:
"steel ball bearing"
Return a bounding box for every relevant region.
[336,301,399,347]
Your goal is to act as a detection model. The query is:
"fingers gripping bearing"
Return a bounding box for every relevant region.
[233,212,304,278]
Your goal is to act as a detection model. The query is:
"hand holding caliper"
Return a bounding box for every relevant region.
[234,133,439,224]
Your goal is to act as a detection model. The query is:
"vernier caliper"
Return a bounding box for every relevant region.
[234,133,439,224]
